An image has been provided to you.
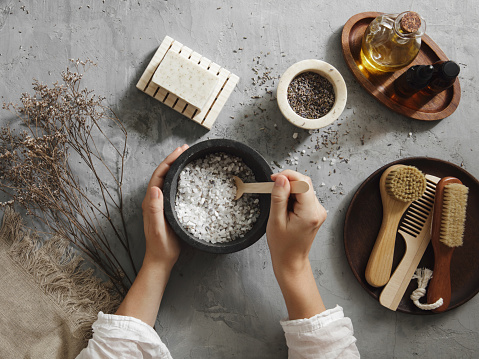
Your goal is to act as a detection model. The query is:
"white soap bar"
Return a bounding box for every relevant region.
[152,51,219,110]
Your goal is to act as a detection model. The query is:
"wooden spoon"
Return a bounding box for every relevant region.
[233,176,309,200]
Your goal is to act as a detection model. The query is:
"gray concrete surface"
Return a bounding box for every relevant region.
[1,1,478,358]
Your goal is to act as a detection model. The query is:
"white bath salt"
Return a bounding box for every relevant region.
[175,152,260,244]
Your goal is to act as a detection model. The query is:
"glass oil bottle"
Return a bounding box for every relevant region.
[360,11,426,73]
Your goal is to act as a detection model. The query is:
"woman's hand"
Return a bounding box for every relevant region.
[266,170,327,273]
[266,170,327,320]
[115,144,188,326]
[141,144,189,271]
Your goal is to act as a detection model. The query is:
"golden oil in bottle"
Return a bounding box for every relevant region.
[360,12,425,73]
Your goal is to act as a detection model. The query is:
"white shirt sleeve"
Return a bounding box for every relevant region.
[280,306,360,359]
[76,312,172,359]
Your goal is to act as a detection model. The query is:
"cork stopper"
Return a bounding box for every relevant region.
[400,12,421,33]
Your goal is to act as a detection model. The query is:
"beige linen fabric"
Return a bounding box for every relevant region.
[0,207,120,359]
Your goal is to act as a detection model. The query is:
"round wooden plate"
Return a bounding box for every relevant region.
[341,12,461,121]
[344,157,479,314]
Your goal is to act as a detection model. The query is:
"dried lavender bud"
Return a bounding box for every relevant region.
[287,72,335,119]
[1,59,132,296]
[175,153,260,243]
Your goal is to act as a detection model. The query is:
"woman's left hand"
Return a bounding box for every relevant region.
[141,144,189,270]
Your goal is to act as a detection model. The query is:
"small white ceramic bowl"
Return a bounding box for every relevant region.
[277,59,347,130]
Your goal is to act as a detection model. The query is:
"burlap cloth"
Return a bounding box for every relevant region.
[0,207,120,358]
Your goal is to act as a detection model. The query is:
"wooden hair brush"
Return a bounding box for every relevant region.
[366,165,427,287]
[427,177,469,312]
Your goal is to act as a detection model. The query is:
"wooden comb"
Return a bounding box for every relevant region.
[379,174,439,310]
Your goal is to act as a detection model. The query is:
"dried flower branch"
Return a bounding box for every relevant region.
[1,59,135,295]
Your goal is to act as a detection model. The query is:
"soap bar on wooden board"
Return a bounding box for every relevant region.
[151,51,219,110]
[136,35,240,129]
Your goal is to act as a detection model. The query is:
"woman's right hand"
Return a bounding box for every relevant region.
[266,170,327,319]
[266,170,327,274]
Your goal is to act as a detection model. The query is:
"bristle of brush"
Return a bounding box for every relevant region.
[440,183,469,247]
[385,165,427,202]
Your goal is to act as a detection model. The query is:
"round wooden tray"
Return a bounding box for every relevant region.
[341,12,461,121]
[344,158,479,314]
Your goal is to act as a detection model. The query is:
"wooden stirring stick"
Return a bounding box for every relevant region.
[233,176,309,200]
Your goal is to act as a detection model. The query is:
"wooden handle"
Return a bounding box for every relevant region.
[379,228,432,310]
[290,181,310,193]
[240,181,309,195]
[379,241,417,310]
[365,165,410,288]
[427,250,453,312]
[365,210,403,287]
[427,177,461,312]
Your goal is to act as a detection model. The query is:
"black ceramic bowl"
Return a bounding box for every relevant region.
[163,139,272,254]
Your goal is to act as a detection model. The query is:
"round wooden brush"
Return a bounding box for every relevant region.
[365,165,427,287]
[427,177,469,312]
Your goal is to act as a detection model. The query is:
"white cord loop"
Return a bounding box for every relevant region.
[410,268,443,310]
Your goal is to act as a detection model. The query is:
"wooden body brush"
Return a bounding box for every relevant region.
[365,165,427,288]
[427,177,469,312]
